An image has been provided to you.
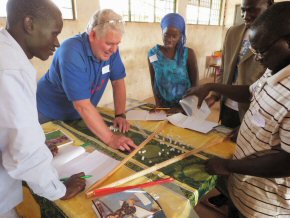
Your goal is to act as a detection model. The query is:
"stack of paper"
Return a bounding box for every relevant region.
[167,113,218,134]
[125,96,218,133]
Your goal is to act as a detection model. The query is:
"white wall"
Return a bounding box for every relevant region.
[0,0,237,106]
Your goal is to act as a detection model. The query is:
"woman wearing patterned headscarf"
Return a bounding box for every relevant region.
[148,13,199,113]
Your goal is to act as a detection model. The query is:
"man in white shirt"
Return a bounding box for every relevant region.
[0,0,86,217]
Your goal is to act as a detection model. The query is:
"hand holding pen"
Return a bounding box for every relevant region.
[60,172,86,200]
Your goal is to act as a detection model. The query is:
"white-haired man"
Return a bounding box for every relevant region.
[37,9,136,151]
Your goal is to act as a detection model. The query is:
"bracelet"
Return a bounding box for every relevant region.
[115,113,126,119]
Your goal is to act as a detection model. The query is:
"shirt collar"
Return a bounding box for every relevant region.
[82,32,100,63]
[0,28,28,59]
[266,64,290,86]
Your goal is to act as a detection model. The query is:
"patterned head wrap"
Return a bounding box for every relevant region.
[161,13,186,65]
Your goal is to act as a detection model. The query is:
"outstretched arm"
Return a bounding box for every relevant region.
[185,83,251,108]
[111,79,130,133]
[205,149,290,178]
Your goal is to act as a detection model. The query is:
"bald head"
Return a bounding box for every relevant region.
[6,0,61,29]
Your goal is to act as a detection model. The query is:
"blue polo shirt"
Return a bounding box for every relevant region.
[37,32,126,120]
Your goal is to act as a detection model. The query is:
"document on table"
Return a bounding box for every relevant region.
[167,113,218,134]
[179,95,211,119]
[53,145,120,189]
[126,109,167,121]
[52,144,86,169]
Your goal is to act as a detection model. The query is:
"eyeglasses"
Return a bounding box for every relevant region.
[98,20,125,26]
[249,37,281,59]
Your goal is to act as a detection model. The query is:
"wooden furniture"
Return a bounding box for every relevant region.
[17,104,235,218]
[204,55,222,82]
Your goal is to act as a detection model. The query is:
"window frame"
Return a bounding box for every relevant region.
[100,0,176,23]
[186,0,223,26]
[0,0,76,20]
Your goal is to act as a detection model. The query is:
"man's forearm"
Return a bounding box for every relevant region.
[207,83,251,103]
[227,150,290,178]
[112,79,126,115]
[74,100,113,143]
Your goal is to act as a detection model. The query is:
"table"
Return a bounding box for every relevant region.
[17,103,235,218]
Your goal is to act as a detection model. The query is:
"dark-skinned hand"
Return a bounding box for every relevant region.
[184,85,211,108]
[60,172,86,200]
[205,157,231,176]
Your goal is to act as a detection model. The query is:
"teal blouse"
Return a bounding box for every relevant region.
[148,45,191,107]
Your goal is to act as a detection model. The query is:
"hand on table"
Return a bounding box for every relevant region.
[107,134,137,152]
[113,116,130,133]
[205,157,231,176]
[61,172,86,200]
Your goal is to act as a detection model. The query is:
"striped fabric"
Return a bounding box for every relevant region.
[228,65,290,217]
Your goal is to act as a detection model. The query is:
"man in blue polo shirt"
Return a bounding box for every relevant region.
[37,9,136,151]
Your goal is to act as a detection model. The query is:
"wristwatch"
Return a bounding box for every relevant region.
[115,113,126,119]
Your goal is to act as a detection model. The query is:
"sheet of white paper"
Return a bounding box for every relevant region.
[52,145,86,169]
[146,111,167,120]
[166,113,187,127]
[182,116,218,134]
[167,113,218,133]
[126,109,166,121]
[126,110,147,120]
[55,150,120,189]
[180,96,211,120]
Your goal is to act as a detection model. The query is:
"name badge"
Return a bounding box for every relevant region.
[149,54,158,63]
[251,110,265,127]
[102,65,110,74]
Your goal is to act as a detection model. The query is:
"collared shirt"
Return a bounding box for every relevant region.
[0,29,66,214]
[229,65,290,217]
[37,32,126,120]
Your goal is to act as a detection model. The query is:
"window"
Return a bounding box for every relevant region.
[186,0,222,25]
[100,0,175,22]
[0,0,75,20]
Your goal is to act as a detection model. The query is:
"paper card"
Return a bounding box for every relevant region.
[126,109,167,121]
[102,65,110,74]
[45,130,73,148]
[149,54,158,63]
[167,113,218,134]
[179,95,211,120]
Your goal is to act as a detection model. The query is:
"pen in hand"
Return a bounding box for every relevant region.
[60,175,92,182]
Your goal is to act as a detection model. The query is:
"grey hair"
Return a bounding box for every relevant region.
[86,9,124,37]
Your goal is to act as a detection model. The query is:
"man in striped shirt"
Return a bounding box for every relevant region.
[186,2,290,217]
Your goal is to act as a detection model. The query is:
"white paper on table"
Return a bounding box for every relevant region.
[167,113,218,134]
[55,150,120,189]
[180,95,211,120]
[52,144,86,169]
[126,109,167,121]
